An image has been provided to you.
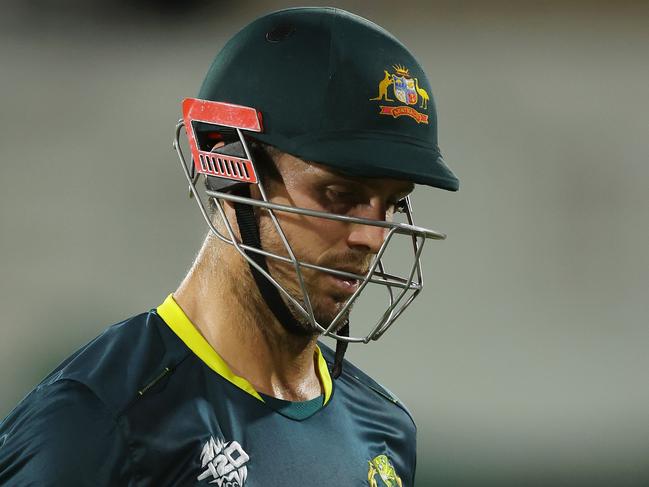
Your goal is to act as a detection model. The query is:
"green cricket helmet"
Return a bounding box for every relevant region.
[197,6,459,191]
[173,7,458,376]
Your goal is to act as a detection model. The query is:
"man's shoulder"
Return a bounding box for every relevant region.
[318,342,417,431]
[38,309,189,415]
[0,379,133,485]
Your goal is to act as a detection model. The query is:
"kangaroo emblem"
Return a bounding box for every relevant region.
[369,70,394,102]
[414,78,429,109]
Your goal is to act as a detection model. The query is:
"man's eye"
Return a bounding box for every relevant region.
[326,188,356,201]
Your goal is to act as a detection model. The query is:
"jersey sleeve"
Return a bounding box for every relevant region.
[0,379,133,486]
[410,426,418,486]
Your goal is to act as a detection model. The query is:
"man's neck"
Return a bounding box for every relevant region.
[173,237,323,402]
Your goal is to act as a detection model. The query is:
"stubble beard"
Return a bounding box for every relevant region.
[259,237,359,337]
[282,282,353,336]
[256,210,376,337]
[261,257,353,336]
[210,204,356,338]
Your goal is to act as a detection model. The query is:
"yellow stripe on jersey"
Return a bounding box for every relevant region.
[157,294,263,401]
[314,343,333,405]
[156,294,332,405]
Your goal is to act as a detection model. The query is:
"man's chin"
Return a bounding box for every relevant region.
[284,301,350,335]
[313,305,352,335]
[274,280,352,334]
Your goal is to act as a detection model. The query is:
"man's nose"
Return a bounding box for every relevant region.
[346,203,390,254]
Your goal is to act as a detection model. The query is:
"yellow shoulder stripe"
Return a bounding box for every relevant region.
[156,294,332,405]
[314,342,333,405]
[157,294,263,401]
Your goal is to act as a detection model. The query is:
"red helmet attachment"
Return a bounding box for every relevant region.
[182,98,263,185]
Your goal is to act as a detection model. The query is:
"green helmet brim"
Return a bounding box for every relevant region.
[253,130,459,192]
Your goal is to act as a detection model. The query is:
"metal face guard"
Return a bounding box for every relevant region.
[173,98,447,344]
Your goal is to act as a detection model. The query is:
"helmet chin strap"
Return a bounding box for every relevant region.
[331,323,349,379]
[231,185,349,379]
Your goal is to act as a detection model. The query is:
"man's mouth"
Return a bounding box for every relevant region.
[327,266,367,294]
[329,275,360,294]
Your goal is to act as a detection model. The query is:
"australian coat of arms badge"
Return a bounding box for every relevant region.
[369,65,429,124]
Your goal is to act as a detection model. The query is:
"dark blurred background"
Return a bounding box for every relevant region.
[1,1,649,485]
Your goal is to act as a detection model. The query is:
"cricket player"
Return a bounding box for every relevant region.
[0,7,459,486]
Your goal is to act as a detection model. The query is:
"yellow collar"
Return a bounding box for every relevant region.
[156,293,332,405]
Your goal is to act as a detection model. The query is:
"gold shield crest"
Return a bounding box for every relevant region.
[369,65,430,124]
[367,454,403,487]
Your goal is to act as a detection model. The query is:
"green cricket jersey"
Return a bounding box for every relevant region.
[0,294,416,486]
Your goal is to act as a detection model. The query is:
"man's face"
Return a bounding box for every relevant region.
[255,151,414,333]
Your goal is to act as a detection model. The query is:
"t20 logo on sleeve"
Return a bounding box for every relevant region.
[197,436,249,486]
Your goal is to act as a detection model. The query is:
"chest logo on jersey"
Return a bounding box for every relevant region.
[197,436,250,486]
[368,454,403,487]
